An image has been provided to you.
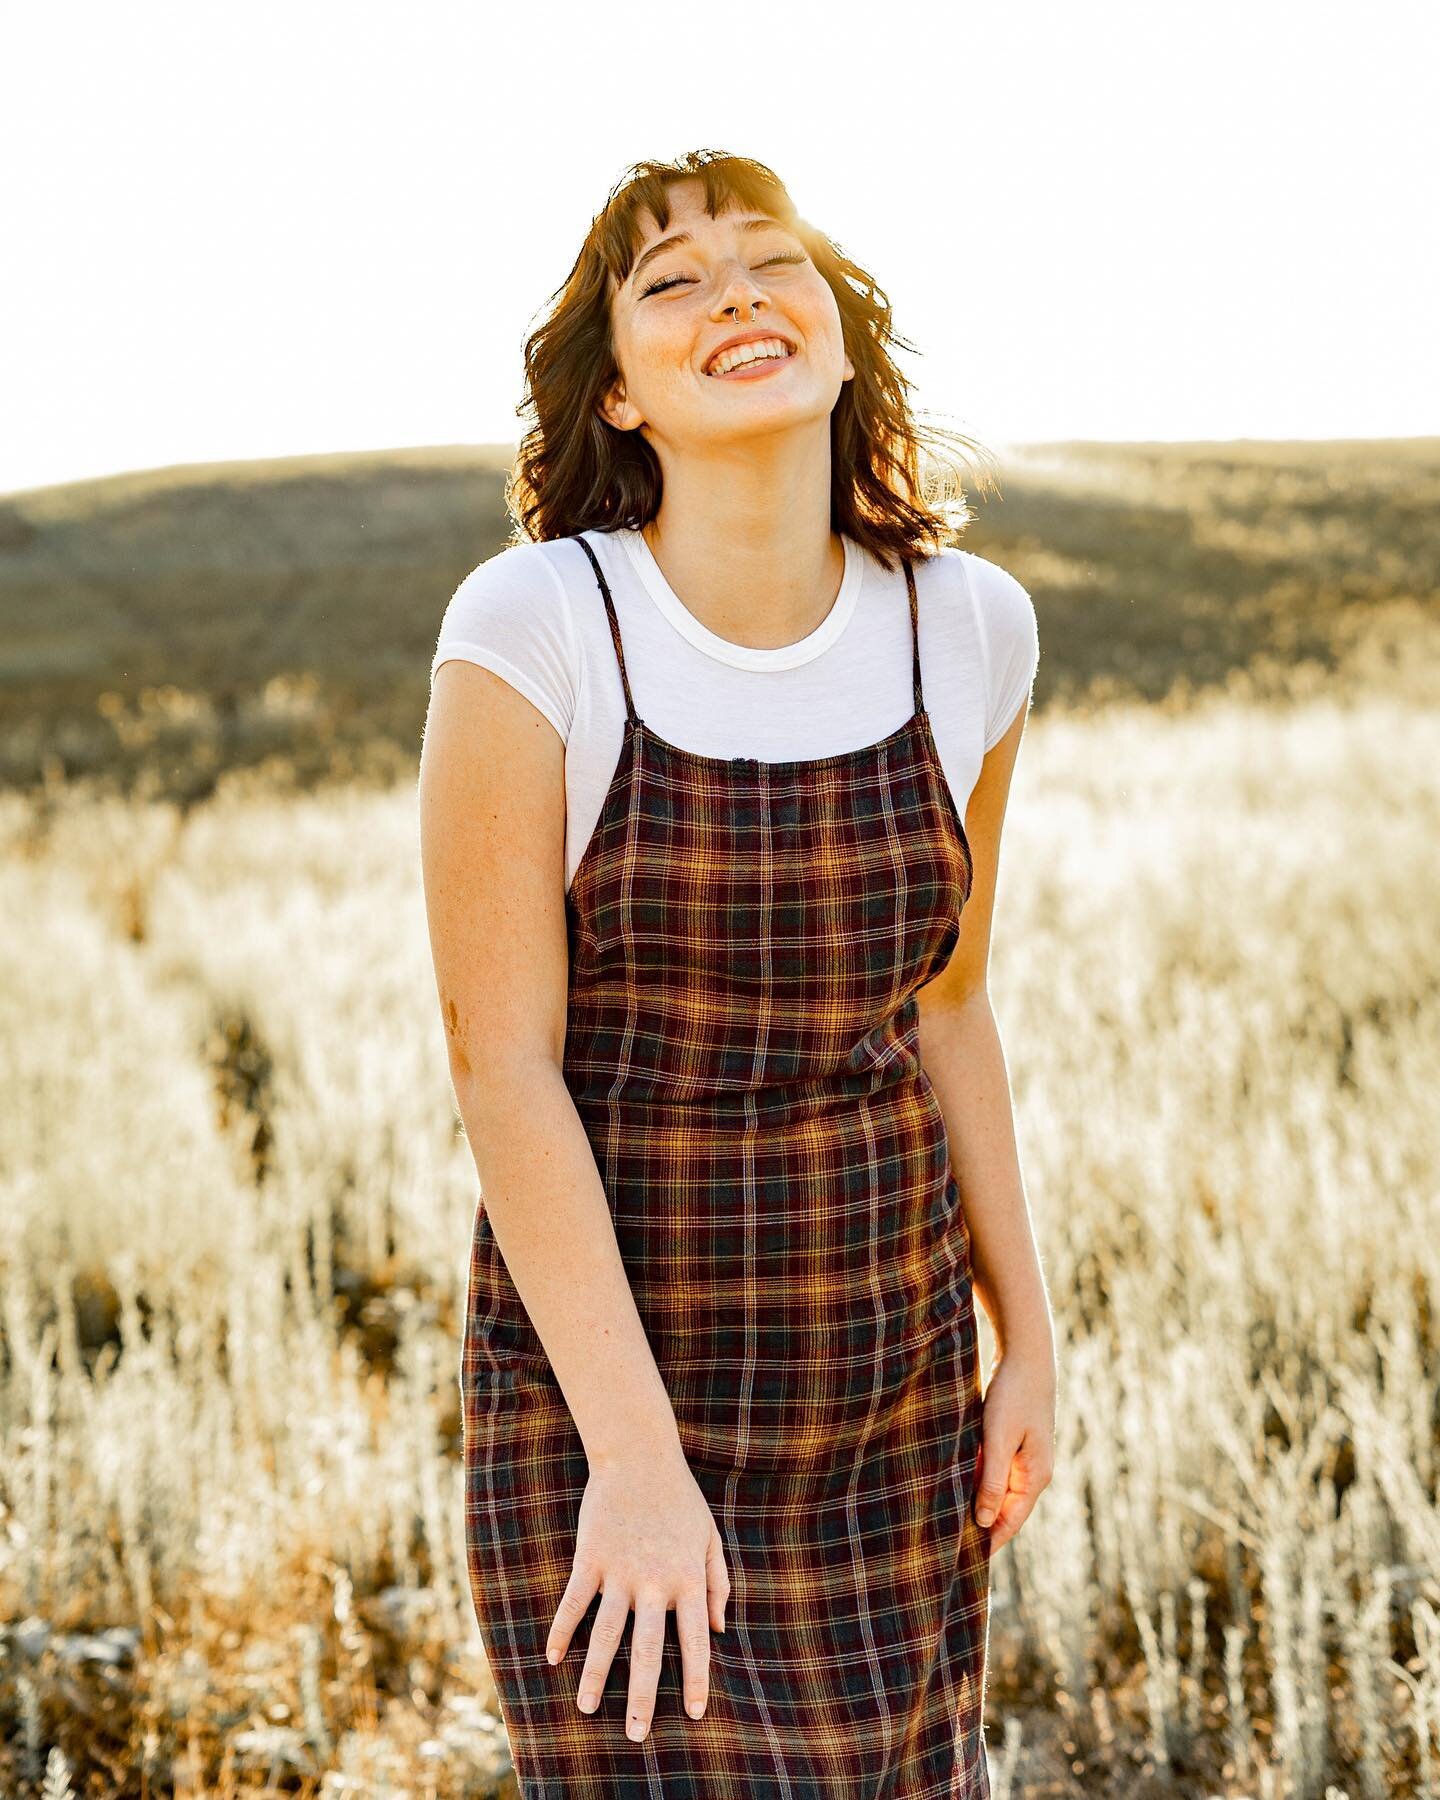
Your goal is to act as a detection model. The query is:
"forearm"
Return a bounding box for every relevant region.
[454,1056,684,1470]
[916,988,1055,1364]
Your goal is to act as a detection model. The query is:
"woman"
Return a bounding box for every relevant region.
[419,149,1057,1798]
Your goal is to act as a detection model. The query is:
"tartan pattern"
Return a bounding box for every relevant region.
[461,533,992,1796]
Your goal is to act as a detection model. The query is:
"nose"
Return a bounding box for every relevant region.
[712,264,766,321]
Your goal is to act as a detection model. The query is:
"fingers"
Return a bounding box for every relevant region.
[553,1521,732,1736]
[706,1525,731,1634]
[987,1489,1037,1555]
[674,1588,712,1721]
[974,1428,1056,1554]
[546,1561,600,1669]
[558,1580,723,1733]
[576,1590,629,1717]
[973,1440,1009,1531]
[625,1595,668,1742]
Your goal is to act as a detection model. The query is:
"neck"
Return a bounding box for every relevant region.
[639,435,842,650]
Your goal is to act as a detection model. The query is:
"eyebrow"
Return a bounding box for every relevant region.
[628,215,796,288]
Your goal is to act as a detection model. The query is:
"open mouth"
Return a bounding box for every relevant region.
[704,337,797,378]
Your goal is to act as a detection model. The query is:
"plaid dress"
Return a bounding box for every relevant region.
[461,532,992,1797]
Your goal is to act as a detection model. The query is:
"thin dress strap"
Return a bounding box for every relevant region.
[574,535,639,727]
[903,558,924,715]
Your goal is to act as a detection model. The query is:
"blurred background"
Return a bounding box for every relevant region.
[2,2,1436,1796]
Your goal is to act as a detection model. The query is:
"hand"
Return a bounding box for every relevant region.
[545,1446,731,1743]
[973,1341,1056,1555]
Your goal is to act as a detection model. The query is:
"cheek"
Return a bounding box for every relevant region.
[630,315,699,384]
[794,285,844,350]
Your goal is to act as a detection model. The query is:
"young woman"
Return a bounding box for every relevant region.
[419,149,1057,1798]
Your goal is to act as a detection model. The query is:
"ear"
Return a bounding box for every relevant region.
[841,354,855,382]
[597,377,644,433]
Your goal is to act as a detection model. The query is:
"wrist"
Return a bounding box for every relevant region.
[985,1307,1056,1371]
[582,1409,687,1474]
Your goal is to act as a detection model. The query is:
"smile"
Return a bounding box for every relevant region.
[705,339,796,379]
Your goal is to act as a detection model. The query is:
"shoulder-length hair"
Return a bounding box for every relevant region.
[504,149,998,573]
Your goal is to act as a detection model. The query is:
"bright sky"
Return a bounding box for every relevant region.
[2,0,1434,498]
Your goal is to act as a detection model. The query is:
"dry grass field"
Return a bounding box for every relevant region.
[1,440,1437,1796]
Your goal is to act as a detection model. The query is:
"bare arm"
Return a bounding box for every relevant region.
[915,694,1056,1550]
[916,697,1052,1358]
[418,660,682,1470]
[421,657,730,1736]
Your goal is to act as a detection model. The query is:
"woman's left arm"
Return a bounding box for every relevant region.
[916,695,1056,1555]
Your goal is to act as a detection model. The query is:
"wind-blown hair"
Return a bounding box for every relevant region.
[505,149,997,571]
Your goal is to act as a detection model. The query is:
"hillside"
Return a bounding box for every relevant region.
[2,437,1435,804]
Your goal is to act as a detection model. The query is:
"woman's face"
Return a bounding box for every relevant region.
[600,178,854,451]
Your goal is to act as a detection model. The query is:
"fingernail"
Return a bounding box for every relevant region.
[578,1693,598,1713]
[546,1647,559,1665]
[627,1718,646,1741]
[976,1509,994,1527]
[688,1701,705,1719]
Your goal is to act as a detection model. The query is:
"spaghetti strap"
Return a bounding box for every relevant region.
[574,535,639,727]
[903,558,924,715]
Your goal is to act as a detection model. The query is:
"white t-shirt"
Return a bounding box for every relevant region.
[431,527,1039,894]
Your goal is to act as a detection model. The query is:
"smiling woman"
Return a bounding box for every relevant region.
[507,151,996,555]
[422,147,1053,1800]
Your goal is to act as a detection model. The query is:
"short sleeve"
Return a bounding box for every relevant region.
[965,554,1039,752]
[430,542,579,742]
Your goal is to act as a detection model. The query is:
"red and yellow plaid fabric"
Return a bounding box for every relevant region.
[461,533,992,1796]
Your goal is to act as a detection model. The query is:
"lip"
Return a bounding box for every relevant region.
[702,328,797,377]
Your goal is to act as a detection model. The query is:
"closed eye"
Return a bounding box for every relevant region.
[639,252,807,299]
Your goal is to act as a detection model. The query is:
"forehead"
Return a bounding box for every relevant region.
[633,195,780,250]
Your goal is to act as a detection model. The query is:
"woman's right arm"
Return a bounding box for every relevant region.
[418,659,729,1739]
[418,657,682,1468]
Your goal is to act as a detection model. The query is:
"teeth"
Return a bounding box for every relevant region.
[707,339,791,376]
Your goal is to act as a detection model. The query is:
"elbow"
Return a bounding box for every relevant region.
[917,980,992,1041]
[449,1045,565,1127]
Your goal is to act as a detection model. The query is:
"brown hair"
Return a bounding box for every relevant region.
[504,149,998,572]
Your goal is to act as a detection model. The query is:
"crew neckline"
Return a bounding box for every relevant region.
[611,527,864,671]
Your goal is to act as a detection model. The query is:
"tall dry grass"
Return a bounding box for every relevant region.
[2,600,1436,1797]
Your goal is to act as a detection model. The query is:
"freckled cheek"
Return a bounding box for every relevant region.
[625,328,693,385]
[803,304,842,349]
[667,329,704,375]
